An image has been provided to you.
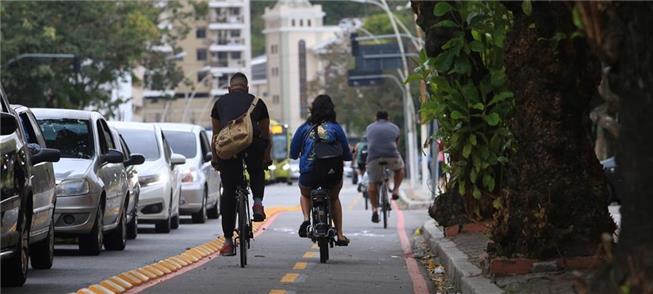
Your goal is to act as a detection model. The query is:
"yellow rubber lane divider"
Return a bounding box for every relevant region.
[280,273,300,283]
[303,251,318,258]
[76,206,298,294]
[269,290,288,294]
[293,262,307,270]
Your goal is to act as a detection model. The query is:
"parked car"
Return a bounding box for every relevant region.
[109,127,145,239]
[1,90,59,286]
[109,122,185,233]
[158,123,220,223]
[601,156,622,204]
[12,105,61,270]
[33,109,130,255]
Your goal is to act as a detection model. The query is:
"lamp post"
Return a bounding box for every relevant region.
[352,0,419,188]
[180,67,212,123]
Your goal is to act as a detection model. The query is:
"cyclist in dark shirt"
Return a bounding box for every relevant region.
[210,73,271,256]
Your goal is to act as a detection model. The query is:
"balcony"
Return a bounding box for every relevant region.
[209,39,246,52]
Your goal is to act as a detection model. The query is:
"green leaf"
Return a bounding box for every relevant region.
[471,102,485,111]
[489,91,514,106]
[483,174,495,191]
[451,111,464,120]
[491,70,507,87]
[435,20,458,28]
[492,198,502,209]
[458,182,466,196]
[521,0,532,16]
[461,83,480,102]
[572,6,584,29]
[469,134,477,146]
[469,40,484,52]
[434,51,454,72]
[472,186,481,199]
[484,112,501,126]
[433,2,454,17]
[452,56,471,74]
[462,143,472,158]
[405,73,423,84]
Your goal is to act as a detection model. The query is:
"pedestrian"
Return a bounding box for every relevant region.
[290,94,351,246]
[210,72,271,256]
[365,111,404,223]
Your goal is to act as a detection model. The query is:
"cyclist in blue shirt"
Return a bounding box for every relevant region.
[290,95,351,246]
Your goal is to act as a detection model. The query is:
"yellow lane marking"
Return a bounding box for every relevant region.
[269,290,287,294]
[293,262,307,270]
[76,206,298,294]
[303,251,318,258]
[346,195,361,211]
[280,273,300,283]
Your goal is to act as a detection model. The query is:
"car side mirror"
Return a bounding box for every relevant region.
[102,149,124,164]
[204,152,213,162]
[31,146,61,165]
[171,153,186,166]
[1,112,19,136]
[126,153,145,166]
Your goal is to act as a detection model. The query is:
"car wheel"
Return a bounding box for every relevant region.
[191,190,208,224]
[79,206,103,255]
[171,214,180,229]
[1,209,30,286]
[207,183,221,219]
[155,216,171,233]
[127,211,138,240]
[30,216,54,269]
[104,209,127,251]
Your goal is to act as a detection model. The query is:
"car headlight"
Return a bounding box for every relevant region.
[268,164,277,171]
[282,163,290,170]
[56,178,90,196]
[181,168,199,183]
[140,174,166,187]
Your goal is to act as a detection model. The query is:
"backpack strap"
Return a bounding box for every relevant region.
[247,96,260,115]
[300,123,319,153]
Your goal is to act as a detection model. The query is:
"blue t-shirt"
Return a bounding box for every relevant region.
[290,121,352,174]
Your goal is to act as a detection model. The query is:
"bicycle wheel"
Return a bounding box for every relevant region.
[364,191,369,210]
[318,238,329,263]
[381,183,388,229]
[238,195,248,268]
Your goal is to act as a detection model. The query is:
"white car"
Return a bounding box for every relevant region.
[158,123,221,223]
[109,122,185,233]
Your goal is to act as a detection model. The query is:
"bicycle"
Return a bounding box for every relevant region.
[234,161,253,268]
[378,161,391,229]
[308,187,336,263]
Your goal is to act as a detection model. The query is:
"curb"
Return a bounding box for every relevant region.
[398,187,431,210]
[75,206,299,294]
[421,219,504,294]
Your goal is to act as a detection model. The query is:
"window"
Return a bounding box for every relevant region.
[292,19,295,27]
[300,19,303,27]
[161,134,172,163]
[231,52,241,59]
[197,70,209,82]
[196,48,207,61]
[38,119,94,159]
[96,120,114,154]
[199,131,211,162]
[119,128,160,161]
[162,130,197,159]
[271,67,279,77]
[196,28,206,39]
[308,19,311,27]
[273,95,280,104]
[230,30,240,37]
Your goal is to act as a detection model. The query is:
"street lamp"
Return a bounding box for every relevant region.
[351,0,420,188]
[180,67,212,123]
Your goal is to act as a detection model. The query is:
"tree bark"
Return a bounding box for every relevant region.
[491,3,616,259]
[578,2,653,292]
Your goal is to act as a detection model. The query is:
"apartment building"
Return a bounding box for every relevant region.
[140,0,252,128]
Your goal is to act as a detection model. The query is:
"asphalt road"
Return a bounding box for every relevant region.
[3,180,434,294]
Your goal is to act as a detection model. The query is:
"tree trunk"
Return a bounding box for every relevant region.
[491,3,616,259]
[578,2,653,292]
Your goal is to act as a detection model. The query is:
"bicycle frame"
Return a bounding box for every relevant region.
[308,187,336,263]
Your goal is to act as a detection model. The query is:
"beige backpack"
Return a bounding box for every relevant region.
[212,96,260,160]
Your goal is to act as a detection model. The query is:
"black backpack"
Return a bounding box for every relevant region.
[310,123,343,159]
[304,122,344,188]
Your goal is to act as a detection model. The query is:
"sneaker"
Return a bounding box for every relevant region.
[298,220,310,238]
[371,211,379,223]
[219,243,236,256]
[252,203,266,222]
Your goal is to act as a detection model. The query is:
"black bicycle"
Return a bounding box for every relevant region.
[234,165,253,268]
[308,187,336,263]
[378,161,391,229]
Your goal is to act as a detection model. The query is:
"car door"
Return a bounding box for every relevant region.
[199,130,218,204]
[17,110,56,239]
[118,135,138,220]
[95,119,126,227]
[160,133,179,214]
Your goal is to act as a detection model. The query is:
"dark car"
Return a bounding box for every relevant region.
[1,89,59,286]
[601,156,622,204]
[12,105,61,270]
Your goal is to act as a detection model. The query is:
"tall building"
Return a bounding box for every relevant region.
[140,0,252,128]
[263,0,341,130]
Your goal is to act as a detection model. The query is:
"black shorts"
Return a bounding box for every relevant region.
[299,158,343,189]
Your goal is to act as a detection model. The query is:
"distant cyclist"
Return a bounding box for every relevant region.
[211,73,271,256]
[290,95,351,246]
[365,111,404,223]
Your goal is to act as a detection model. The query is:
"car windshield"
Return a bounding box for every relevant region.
[162,130,197,159]
[272,134,288,161]
[119,129,160,161]
[38,119,94,159]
